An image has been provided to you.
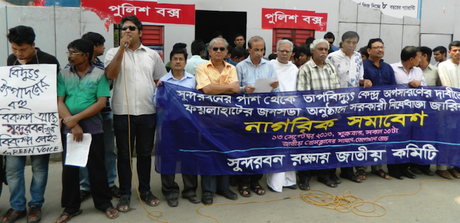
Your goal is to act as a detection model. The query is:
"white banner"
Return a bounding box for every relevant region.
[352,0,421,19]
[0,64,62,156]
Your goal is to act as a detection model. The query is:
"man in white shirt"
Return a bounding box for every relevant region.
[436,41,460,179]
[391,46,427,87]
[105,16,166,211]
[390,46,427,180]
[326,31,372,183]
[267,39,298,192]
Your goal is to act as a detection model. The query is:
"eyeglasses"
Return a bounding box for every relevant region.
[278,50,291,54]
[212,47,226,52]
[66,51,83,57]
[371,46,385,50]
[121,25,137,31]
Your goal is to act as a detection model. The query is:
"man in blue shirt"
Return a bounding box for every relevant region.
[237,36,279,94]
[235,36,278,197]
[156,48,199,207]
[363,38,396,180]
[363,38,396,86]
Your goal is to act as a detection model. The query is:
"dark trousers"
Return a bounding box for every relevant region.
[237,174,263,189]
[339,167,355,178]
[114,114,156,196]
[298,169,332,183]
[61,134,112,213]
[388,163,414,175]
[161,174,197,198]
[318,169,334,180]
[201,175,230,194]
[413,164,431,171]
[298,171,311,183]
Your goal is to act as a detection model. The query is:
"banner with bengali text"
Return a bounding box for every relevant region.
[0,65,62,156]
[155,82,460,175]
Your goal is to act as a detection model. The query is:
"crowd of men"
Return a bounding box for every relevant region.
[1,15,459,223]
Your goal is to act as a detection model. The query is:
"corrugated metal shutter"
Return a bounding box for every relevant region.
[272,29,314,52]
[141,25,164,46]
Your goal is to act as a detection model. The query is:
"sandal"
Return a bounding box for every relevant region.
[318,177,337,188]
[356,169,367,180]
[340,173,362,183]
[140,191,160,207]
[55,210,82,223]
[239,186,251,197]
[298,181,310,191]
[105,207,119,219]
[251,185,265,195]
[372,169,391,180]
[116,196,130,212]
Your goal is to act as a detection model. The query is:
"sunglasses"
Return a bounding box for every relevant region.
[212,47,226,52]
[121,25,137,31]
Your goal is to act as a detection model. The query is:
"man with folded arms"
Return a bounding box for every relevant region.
[195,37,239,205]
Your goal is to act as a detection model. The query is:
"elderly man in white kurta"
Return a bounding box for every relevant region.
[268,39,298,192]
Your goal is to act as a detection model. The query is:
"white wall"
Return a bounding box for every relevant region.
[0,6,114,67]
[2,0,460,66]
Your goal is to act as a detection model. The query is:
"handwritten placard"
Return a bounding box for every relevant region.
[0,64,62,156]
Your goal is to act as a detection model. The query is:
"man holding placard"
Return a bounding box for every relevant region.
[3,25,60,223]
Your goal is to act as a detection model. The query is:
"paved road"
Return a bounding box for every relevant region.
[1,161,460,223]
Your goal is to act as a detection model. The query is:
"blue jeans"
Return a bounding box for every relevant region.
[6,154,49,211]
[79,112,117,191]
[114,114,156,196]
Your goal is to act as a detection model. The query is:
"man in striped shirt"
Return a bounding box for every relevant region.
[296,39,340,189]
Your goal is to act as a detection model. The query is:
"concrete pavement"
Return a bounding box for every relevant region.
[1,160,460,223]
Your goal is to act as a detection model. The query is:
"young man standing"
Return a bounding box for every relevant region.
[436,41,460,179]
[55,39,118,222]
[78,32,120,201]
[3,25,60,223]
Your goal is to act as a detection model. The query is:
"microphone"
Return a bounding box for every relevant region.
[124,43,128,49]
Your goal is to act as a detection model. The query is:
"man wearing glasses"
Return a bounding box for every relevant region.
[55,38,118,223]
[195,37,239,205]
[235,36,278,197]
[3,25,60,223]
[363,38,396,180]
[105,16,166,212]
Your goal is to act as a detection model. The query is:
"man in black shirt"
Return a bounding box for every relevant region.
[3,25,60,223]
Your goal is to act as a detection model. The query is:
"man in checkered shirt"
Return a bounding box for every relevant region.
[296,38,341,189]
